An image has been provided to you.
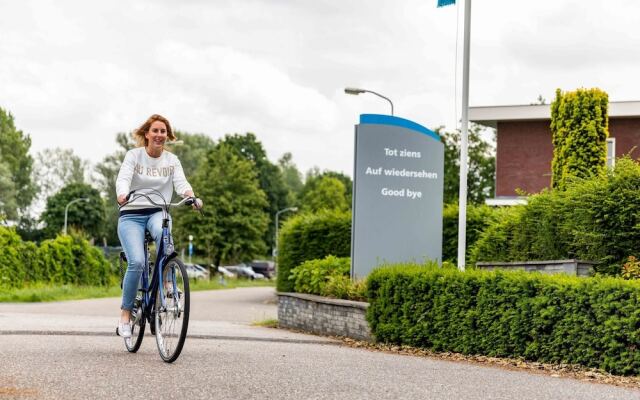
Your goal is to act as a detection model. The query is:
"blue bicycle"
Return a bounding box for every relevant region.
[118,189,200,363]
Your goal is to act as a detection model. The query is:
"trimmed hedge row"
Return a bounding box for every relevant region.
[276,210,351,292]
[366,264,640,375]
[472,157,640,274]
[0,226,112,288]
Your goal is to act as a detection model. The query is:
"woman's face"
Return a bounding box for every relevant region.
[145,120,168,152]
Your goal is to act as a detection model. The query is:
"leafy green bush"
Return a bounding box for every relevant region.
[277,210,351,292]
[621,256,640,280]
[322,274,367,301]
[70,233,112,286]
[367,264,640,376]
[471,193,568,264]
[442,202,497,264]
[0,226,25,288]
[0,226,113,288]
[472,158,640,275]
[289,256,365,301]
[20,241,40,283]
[551,88,609,191]
[37,235,75,284]
[290,255,349,293]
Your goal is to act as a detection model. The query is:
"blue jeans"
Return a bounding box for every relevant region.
[118,211,171,311]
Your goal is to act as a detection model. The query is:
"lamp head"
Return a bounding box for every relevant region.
[344,87,366,95]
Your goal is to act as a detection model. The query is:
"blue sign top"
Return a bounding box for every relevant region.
[359,114,441,142]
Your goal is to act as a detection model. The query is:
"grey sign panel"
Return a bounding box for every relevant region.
[351,114,444,279]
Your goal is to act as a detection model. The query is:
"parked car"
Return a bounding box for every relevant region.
[249,260,275,279]
[184,263,210,281]
[216,266,237,278]
[223,264,265,280]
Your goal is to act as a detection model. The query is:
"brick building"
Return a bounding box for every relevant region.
[469,101,640,205]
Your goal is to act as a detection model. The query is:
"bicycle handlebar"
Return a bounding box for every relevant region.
[120,190,203,214]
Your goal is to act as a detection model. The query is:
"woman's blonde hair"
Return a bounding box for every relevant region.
[132,114,176,147]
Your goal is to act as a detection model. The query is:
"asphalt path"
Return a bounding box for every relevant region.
[1,287,638,400]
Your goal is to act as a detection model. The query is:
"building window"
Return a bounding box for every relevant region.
[606,138,616,168]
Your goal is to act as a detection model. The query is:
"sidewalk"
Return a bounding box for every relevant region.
[0,286,336,344]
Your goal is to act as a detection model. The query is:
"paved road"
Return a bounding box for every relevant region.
[1,287,638,400]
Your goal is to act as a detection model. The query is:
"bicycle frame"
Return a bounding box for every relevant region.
[123,190,193,326]
[118,189,198,362]
[138,221,175,326]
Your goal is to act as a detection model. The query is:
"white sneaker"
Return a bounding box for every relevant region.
[117,321,132,338]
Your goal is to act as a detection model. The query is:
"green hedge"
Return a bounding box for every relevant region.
[0,226,112,288]
[367,264,640,375]
[472,157,640,274]
[276,210,351,292]
[289,255,365,301]
[0,226,24,287]
[442,202,497,264]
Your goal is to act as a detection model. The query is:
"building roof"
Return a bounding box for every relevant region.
[469,101,640,128]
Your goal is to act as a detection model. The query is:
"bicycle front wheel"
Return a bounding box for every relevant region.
[125,298,146,353]
[154,258,190,363]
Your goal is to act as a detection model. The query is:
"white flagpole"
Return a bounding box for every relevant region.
[457,0,471,271]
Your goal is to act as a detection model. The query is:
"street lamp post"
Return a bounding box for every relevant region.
[344,87,394,116]
[273,207,298,258]
[63,198,89,235]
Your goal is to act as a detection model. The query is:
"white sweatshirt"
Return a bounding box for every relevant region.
[116,147,193,211]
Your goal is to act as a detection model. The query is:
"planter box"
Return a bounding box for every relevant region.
[476,259,596,277]
[277,292,371,341]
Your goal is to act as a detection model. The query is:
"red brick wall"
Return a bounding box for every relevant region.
[495,118,640,196]
[496,120,553,196]
[611,118,640,158]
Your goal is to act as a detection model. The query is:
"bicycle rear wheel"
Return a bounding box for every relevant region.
[125,298,146,352]
[154,258,190,363]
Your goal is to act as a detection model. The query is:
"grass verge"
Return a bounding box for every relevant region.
[190,277,275,291]
[0,284,122,303]
[1,278,275,303]
[251,318,279,328]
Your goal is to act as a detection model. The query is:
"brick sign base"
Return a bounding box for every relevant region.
[277,292,371,341]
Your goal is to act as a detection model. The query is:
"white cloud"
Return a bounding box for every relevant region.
[0,0,639,177]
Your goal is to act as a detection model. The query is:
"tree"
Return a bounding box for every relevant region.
[217,133,289,252]
[167,131,216,180]
[174,144,269,266]
[300,168,353,209]
[278,152,304,205]
[0,162,18,222]
[31,148,88,215]
[0,107,36,218]
[439,123,495,204]
[530,94,548,105]
[40,183,105,239]
[550,88,609,191]
[94,132,135,244]
[300,176,349,213]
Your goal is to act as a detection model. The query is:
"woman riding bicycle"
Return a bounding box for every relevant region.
[115,114,201,338]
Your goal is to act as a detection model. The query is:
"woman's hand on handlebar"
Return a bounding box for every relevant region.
[192,198,203,210]
[183,190,202,210]
[187,197,203,211]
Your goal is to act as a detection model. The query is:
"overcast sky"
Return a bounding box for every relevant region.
[1,0,639,177]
